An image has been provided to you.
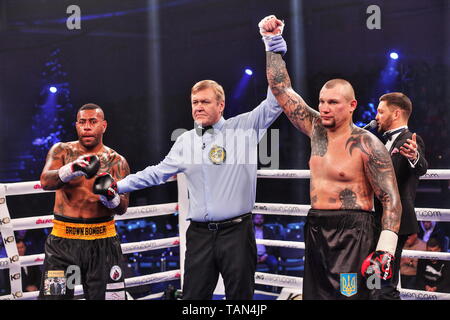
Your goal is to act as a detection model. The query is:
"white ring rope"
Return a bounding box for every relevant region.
[1,270,181,301]
[0,168,449,300]
[255,169,450,180]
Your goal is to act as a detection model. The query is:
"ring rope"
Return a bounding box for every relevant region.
[0,270,181,300]
[2,168,448,196]
[255,169,450,180]
[7,203,450,233]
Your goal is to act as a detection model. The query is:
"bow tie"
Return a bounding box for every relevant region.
[382,128,405,142]
[195,125,214,136]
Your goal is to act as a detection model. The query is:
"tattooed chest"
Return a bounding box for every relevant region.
[65,148,117,174]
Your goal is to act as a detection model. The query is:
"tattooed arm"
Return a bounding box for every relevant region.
[266,52,320,137]
[110,154,131,215]
[40,143,66,190]
[347,129,402,233]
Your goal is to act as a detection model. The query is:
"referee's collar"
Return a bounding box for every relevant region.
[195,117,225,131]
[212,117,225,131]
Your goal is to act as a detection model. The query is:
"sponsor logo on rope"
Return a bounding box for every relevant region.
[422,173,439,179]
[417,210,442,218]
[0,217,11,225]
[3,236,14,243]
[401,292,438,300]
[33,184,43,189]
[36,218,53,225]
[255,273,299,285]
[9,255,19,263]
[124,239,178,253]
[10,273,21,281]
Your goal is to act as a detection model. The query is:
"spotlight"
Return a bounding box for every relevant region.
[389,52,399,60]
[245,68,253,76]
[49,86,58,93]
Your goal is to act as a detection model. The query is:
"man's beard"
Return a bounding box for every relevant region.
[377,118,393,133]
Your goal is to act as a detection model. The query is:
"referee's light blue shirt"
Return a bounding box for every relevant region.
[117,88,282,222]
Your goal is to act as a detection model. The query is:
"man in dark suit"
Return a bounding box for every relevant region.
[374,92,428,299]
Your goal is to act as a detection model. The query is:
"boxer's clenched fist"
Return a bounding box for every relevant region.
[258,15,284,37]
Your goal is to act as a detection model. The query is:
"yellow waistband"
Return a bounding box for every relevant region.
[51,219,116,240]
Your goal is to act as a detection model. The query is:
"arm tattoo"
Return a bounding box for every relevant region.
[266,52,319,136]
[116,157,130,180]
[345,129,401,232]
[311,122,328,157]
[41,143,66,190]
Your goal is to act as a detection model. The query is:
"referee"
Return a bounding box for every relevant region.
[113,79,282,299]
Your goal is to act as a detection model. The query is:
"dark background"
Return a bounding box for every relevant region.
[0,0,449,220]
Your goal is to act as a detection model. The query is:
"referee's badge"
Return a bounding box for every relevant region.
[208,145,226,165]
[340,273,357,297]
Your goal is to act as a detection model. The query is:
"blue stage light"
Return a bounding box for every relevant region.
[49,86,57,93]
[389,52,399,60]
[245,68,253,76]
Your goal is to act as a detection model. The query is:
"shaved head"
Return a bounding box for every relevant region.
[77,103,105,120]
[322,79,355,102]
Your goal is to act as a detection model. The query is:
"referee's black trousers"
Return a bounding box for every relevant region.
[182,216,256,300]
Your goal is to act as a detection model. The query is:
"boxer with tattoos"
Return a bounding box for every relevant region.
[38,103,130,300]
[259,15,402,299]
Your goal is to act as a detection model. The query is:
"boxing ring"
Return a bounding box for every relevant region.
[1,169,450,300]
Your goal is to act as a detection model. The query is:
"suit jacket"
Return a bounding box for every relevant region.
[375,129,428,235]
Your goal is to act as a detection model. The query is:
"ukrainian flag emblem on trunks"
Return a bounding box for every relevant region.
[340,273,357,297]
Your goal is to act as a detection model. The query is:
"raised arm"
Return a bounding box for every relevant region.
[266,52,319,137]
[259,15,320,137]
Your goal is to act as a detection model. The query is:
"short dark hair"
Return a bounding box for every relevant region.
[427,237,442,250]
[77,103,105,119]
[379,92,412,119]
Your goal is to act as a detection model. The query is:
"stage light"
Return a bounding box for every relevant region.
[389,52,399,60]
[49,86,57,93]
[245,68,253,76]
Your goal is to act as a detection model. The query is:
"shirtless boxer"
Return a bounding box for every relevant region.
[38,103,130,300]
[259,16,402,299]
